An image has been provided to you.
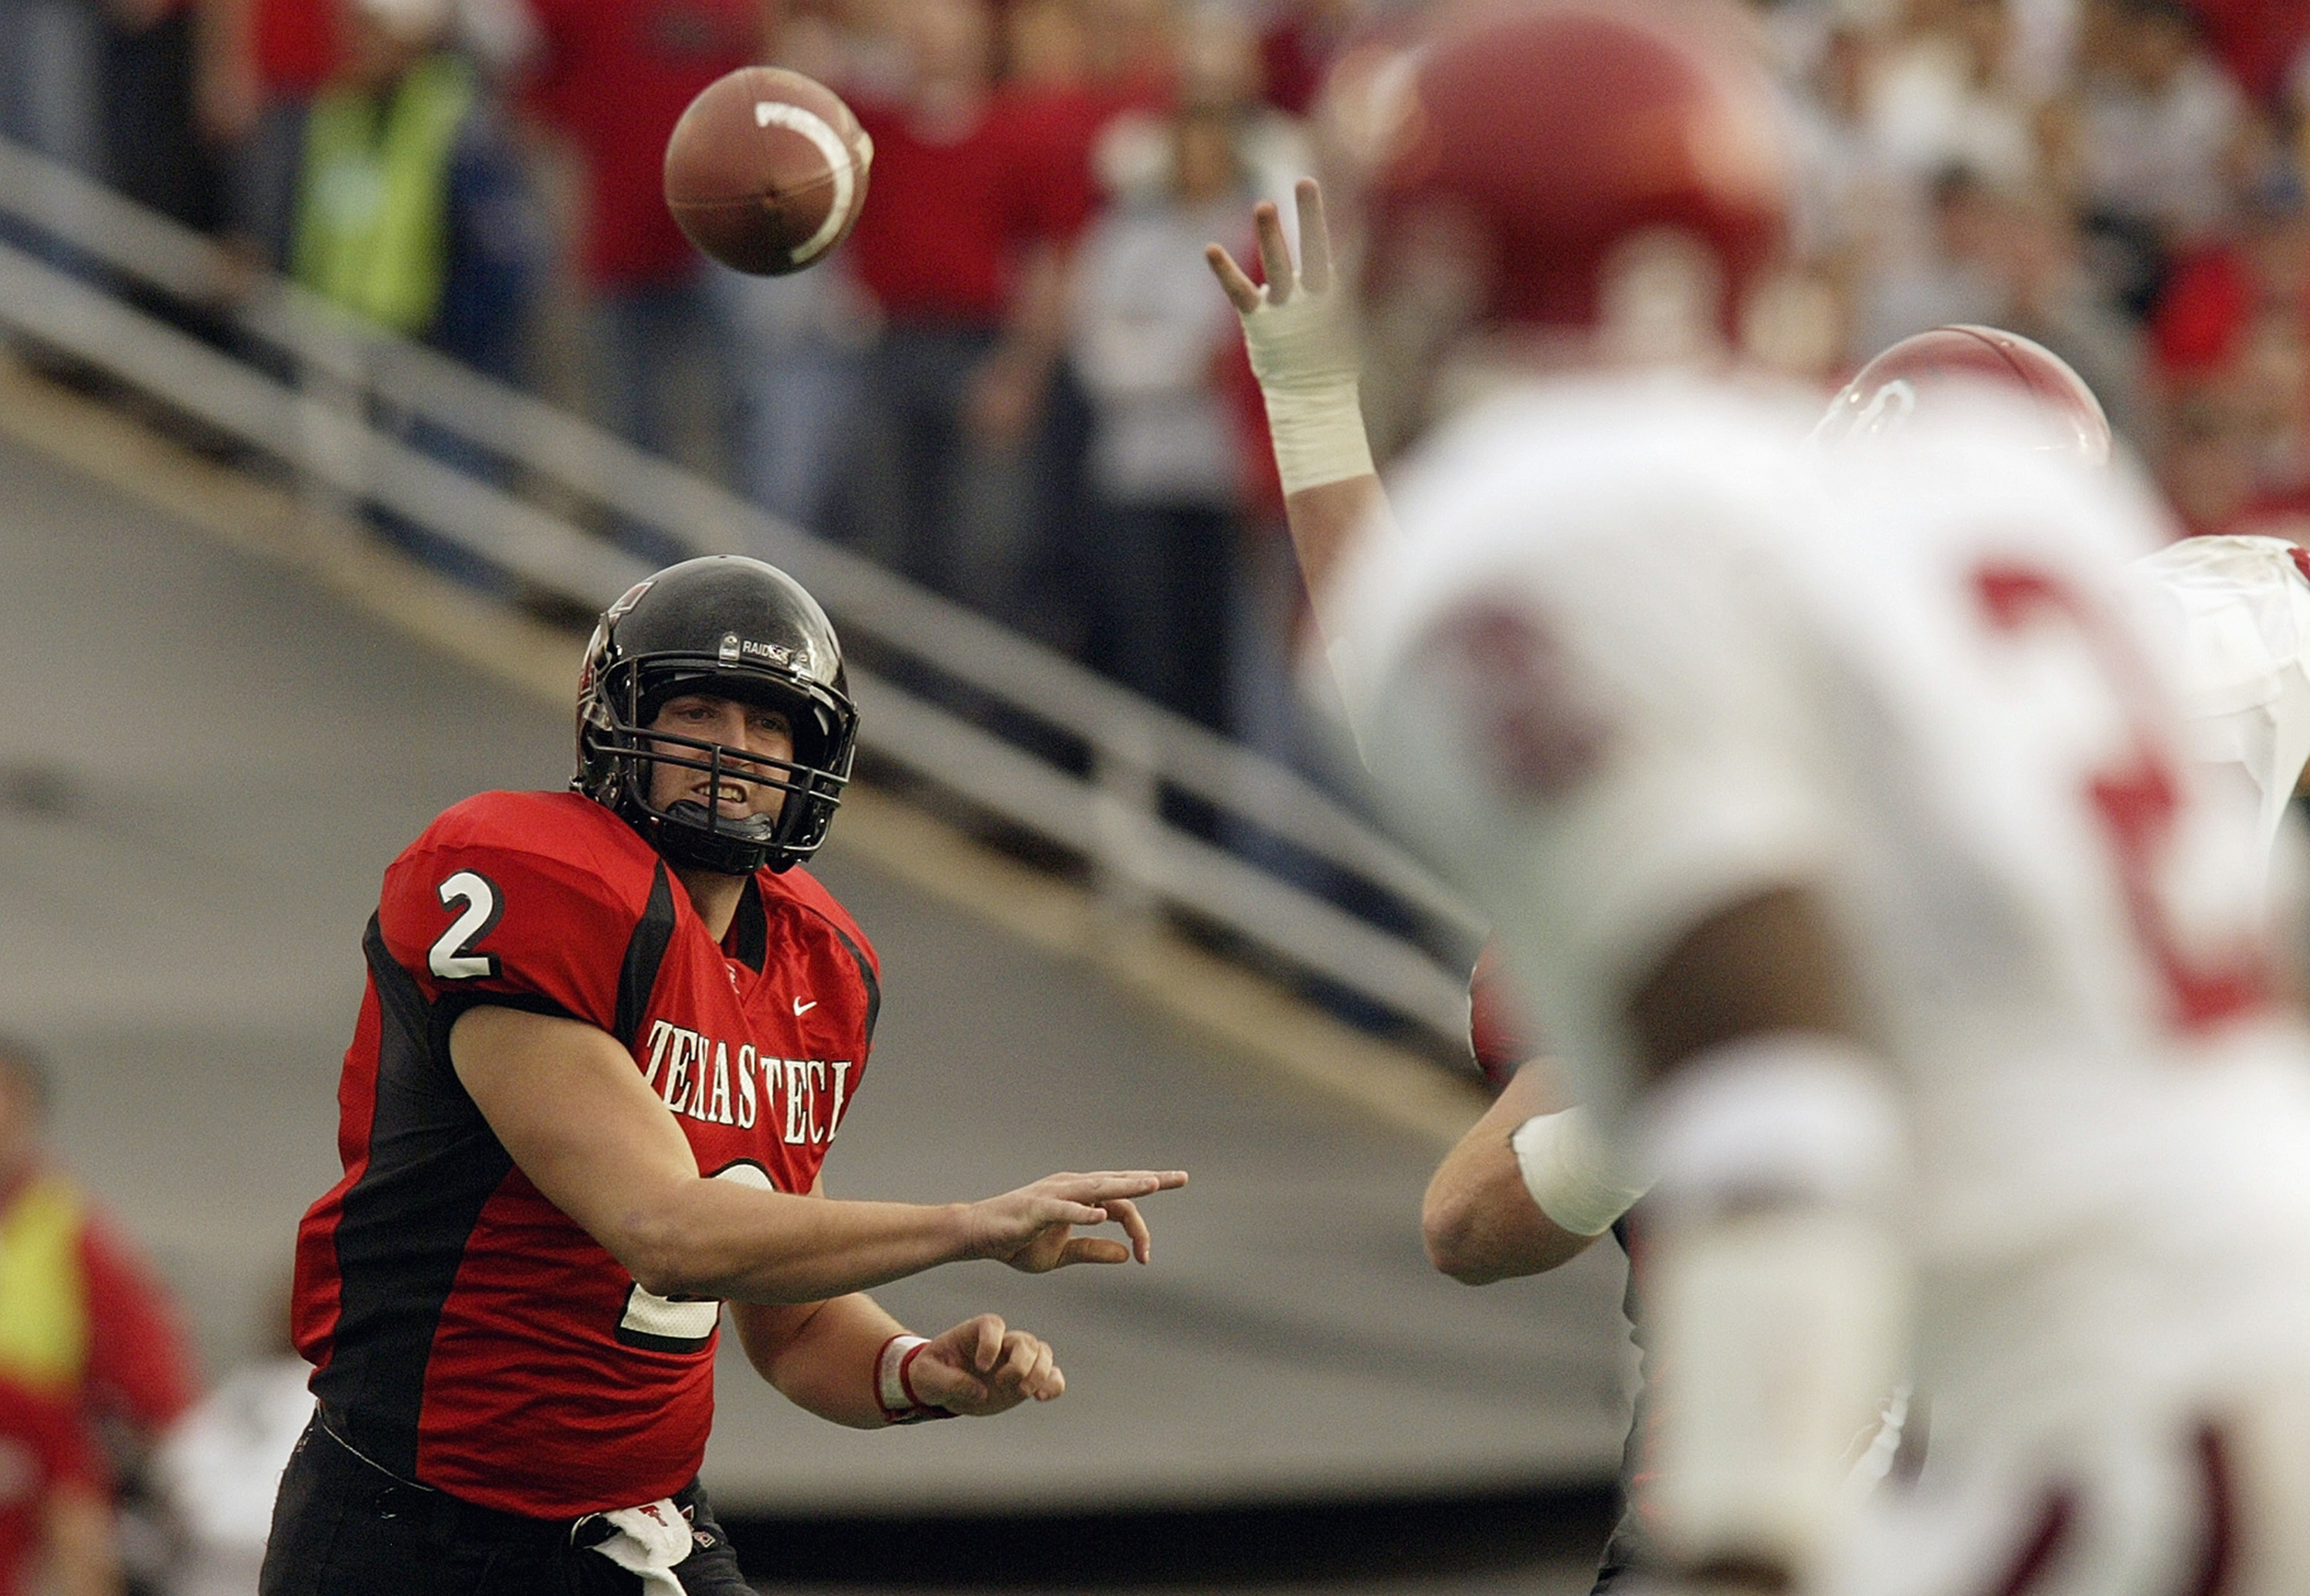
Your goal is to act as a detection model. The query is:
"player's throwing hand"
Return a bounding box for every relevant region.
[963,1170,1190,1272]
[904,1314,1067,1415]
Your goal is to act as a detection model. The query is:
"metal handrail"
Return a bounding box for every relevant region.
[0,138,1481,1040]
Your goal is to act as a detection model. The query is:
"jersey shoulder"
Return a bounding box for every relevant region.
[379,791,670,1029]
[399,791,660,903]
[761,865,877,974]
[1351,374,1827,672]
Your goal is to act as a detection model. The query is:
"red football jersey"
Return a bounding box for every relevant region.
[291,791,880,1518]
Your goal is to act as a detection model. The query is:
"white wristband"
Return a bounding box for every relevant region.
[1511,1107,1651,1236]
[877,1334,929,1415]
[1263,378,1376,496]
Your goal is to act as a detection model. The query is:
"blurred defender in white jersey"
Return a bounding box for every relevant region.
[1211,4,2310,1592]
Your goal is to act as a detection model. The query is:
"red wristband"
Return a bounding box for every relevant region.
[875,1333,955,1425]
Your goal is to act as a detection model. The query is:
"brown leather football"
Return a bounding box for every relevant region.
[663,66,873,276]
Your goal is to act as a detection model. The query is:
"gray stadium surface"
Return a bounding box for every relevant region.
[0,422,1630,1581]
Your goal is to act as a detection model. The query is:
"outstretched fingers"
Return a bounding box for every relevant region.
[1058,1235,1133,1266]
[1105,1196,1154,1263]
[1253,198,1297,302]
[1295,178,1333,293]
[1069,1170,1189,1196]
[1206,242,1262,314]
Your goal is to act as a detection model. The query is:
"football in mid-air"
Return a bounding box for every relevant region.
[663,66,873,276]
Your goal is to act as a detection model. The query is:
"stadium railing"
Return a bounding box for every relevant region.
[0,137,1483,1049]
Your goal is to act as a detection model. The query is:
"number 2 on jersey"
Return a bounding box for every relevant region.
[429,871,504,981]
[616,1163,776,1353]
[1972,564,2272,1034]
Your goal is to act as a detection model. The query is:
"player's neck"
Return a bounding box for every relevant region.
[673,865,747,942]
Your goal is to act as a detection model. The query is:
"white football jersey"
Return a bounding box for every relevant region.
[1340,373,2310,1466]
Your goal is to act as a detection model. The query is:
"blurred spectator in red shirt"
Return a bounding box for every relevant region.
[989,0,1180,650]
[832,0,1096,625]
[0,1039,197,1596]
[0,1378,116,1596]
[525,0,762,502]
[2149,170,2310,534]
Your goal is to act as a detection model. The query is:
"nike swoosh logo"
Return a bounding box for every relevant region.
[792,998,816,1016]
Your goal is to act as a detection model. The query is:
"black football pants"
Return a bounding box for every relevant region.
[259,1415,753,1596]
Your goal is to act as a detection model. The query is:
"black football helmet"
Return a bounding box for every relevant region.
[575,555,858,875]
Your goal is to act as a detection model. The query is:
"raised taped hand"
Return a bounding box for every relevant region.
[1206,178,1361,398]
[1205,178,1374,496]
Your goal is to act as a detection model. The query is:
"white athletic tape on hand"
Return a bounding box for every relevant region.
[1510,1108,1651,1237]
[1233,267,1373,496]
[755,101,864,269]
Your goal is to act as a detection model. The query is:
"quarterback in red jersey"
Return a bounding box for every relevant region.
[266,556,1187,1595]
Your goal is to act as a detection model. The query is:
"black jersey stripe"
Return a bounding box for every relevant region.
[829,924,880,1046]
[730,876,768,973]
[614,862,678,1046]
[313,917,514,1479]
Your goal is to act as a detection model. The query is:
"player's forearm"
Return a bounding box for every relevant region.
[1285,475,1392,647]
[741,1293,910,1428]
[1423,1064,1592,1282]
[625,1184,976,1305]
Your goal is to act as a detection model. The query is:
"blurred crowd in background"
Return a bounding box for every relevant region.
[12,0,2310,744]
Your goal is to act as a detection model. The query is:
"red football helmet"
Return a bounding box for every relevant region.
[1350,0,1789,336]
[1813,324,2112,466]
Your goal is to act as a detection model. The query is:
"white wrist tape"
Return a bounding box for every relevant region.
[1510,1108,1650,1236]
[877,1334,929,1415]
[1262,378,1376,496]
[1234,267,1373,496]
[1633,1034,1911,1577]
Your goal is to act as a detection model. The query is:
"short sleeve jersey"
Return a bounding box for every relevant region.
[290,791,880,1518]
